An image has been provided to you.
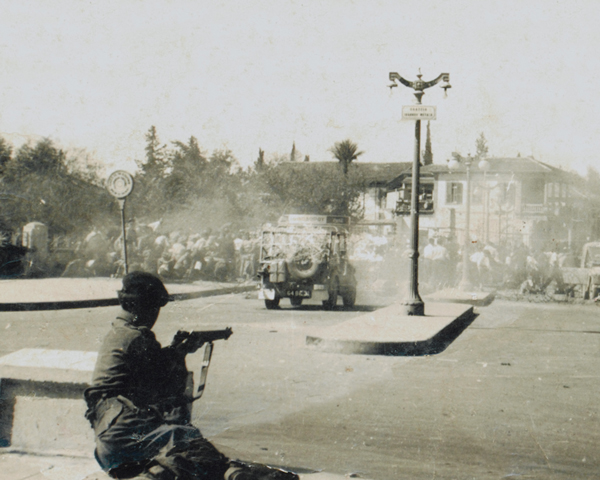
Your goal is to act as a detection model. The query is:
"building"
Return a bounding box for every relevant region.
[269,158,592,250]
[387,156,591,250]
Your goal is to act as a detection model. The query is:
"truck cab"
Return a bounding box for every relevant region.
[258,215,357,309]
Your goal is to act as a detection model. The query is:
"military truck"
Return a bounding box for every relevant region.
[552,241,600,299]
[577,242,600,299]
[257,214,357,309]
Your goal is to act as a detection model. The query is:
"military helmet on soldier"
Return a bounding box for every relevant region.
[117,271,169,312]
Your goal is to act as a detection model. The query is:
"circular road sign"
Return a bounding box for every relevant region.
[107,170,134,199]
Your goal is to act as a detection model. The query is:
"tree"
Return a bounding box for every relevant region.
[476,132,489,158]
[10,138,67,175]
[422,121,433,165]
[1,138,111,235]
[131,126,170,218]
[260,162,366,218]
[290,142,297,162]
[164,136,208,205]
[330,139,364,175]
[0,137,12,176]
[140,126,167,181]
[208,149,238,178]
[255,148,266,171]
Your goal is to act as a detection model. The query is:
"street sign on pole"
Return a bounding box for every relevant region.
[107,170,134,199]
[106,170,134,275]
[402,105,436,121]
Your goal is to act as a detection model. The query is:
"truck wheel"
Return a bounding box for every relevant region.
[323,279,339,310]
[290,297,303,307]
[342,287,356,308]
[265,297,280,309]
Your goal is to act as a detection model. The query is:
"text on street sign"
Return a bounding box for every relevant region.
[402,105,437,121]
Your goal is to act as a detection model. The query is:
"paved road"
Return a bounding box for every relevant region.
[1,293,598,479]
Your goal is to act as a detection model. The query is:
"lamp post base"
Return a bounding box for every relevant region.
[402,298,425,316]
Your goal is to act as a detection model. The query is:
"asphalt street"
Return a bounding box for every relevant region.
[0,292,598,479]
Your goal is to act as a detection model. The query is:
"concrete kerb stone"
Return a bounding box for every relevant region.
[306,302,477,356]
[424,288,496,307]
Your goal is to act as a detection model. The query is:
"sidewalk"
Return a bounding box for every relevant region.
[0,277,257,311]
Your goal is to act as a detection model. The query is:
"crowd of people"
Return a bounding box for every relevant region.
[349,230,578,296]
[46,220,582,297]
[419,236,576,294]
[57,221,261,283]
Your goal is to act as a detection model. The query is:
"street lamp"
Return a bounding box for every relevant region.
[448,154,474,291]
[388,71,451,315]
[478,158,491,244]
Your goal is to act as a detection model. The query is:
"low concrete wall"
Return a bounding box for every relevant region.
[0,349,96,455]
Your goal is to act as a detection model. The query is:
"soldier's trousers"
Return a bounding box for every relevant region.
[93,397,229,480]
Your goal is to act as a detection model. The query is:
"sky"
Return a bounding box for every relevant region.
[1,0,599,177]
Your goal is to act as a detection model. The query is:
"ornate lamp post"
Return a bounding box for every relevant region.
[388,71,451,315]
[448,154,474,291]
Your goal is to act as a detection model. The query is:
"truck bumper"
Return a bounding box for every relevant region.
[258,284,329,302]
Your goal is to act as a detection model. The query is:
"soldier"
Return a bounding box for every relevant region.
[84,271,296,480]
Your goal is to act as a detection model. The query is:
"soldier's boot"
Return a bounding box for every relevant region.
[224,464,299,480]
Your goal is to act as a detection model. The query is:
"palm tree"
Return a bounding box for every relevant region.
[330,139,364,175]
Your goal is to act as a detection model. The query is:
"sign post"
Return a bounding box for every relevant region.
[106,171,134,275]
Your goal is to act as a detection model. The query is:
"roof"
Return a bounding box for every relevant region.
[388,157,582,189]
[440,156,570,175]
[272,161,413,185]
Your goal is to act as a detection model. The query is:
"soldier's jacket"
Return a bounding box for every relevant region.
[84,311,206,472]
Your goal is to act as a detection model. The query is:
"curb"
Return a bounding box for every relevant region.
[306,304,478,356]
[0,284,257,312]
[425,289,496,307]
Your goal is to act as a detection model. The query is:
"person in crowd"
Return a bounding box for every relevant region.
[238,232,256,281]
[470,243,491,289]
[430,237,450,290]
[422,237,435,284]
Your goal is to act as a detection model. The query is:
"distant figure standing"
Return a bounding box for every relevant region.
[422,238,435,284]
[430,238,450,290]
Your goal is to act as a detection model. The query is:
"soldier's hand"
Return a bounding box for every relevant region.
[170,330,189,348]
[171,331,205,355]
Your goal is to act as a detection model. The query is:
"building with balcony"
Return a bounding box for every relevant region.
[387,157,591,250]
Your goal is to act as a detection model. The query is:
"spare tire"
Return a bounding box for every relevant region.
[287,247,322,280]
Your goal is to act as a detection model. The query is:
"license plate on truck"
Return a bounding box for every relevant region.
[287,290,310,298]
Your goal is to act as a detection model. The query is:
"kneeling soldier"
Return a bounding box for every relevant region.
[84,271,296,480]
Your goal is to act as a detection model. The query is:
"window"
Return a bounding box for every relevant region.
[521,178,545,204]
[396,183,435,215]
[494,182,516,206]
[446,182,463,204]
